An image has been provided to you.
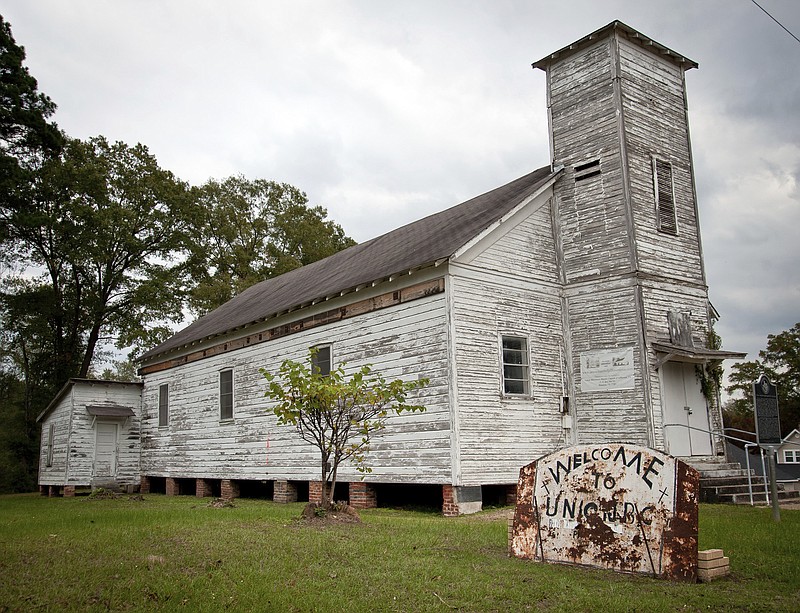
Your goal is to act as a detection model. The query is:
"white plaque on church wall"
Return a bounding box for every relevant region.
[580,347,635,392]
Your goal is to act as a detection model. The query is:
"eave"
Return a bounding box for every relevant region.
[532,20,698,72]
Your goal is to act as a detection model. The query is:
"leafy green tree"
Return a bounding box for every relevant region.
[0,14,64,214]
[0,16,67,492]
[2,136,192,375]
[96,357,140,383]
[1,135,190,491]
[262,351,427,510]
[724,323,800,440]
[186,176,355,315]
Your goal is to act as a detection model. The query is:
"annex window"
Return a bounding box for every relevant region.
[501,335,530,395]
[653,157,678,235]
[784,449,800,463]
[46,423,54,467]
[220,369,234,420]
[158,384,169,427]
[311,345,332,377]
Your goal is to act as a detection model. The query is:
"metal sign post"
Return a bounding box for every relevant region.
[753,375,781,522]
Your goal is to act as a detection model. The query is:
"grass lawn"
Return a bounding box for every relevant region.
[0,493,798,612]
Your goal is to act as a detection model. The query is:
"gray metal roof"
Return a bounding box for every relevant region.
[141,165,557,361]
[532,20,697,72]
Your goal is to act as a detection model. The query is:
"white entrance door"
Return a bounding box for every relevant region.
[661,361,713,456]
[94,422,118,477]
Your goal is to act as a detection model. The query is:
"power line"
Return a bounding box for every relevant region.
[751,0,800,45]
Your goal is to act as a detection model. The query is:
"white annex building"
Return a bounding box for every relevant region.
[38,21,745,514]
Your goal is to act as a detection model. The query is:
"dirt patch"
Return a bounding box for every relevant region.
[298,502,362,526]
[207,498,236,509]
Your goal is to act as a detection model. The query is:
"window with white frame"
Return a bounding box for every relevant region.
[784,449,800,463]
[311,345,332,377]
[502,335,530,395]
[220,369,234,420]
[158,384,169,427]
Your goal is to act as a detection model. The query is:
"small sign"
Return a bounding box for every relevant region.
[511,444,698,581]
[580,347,635,392]
[753,375,781,445]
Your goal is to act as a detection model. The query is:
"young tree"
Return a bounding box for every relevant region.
[262,352,427,510]
[185,176,355,315]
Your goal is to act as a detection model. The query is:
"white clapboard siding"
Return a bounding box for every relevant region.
[141,275,452,485]
[641,280,717,450]
[618,39,705,287]
[549,39,634,283]
[449,194,567,485]
[562,281,651,447]
[37,398,72,486]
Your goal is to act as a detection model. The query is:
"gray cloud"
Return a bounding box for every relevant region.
[3,0,799,378]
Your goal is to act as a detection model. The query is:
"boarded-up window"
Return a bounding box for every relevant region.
[653,158,677,234]
[46,423,54,467]
[220,369,234,420]
[311,345,332,377]
[502,336,530,395]
[158,384,169,427]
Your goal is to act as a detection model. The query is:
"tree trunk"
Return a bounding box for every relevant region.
[321,454,331,509]
[79,319,103,378]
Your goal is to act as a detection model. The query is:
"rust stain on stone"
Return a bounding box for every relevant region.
[661,461,699,582]
[510,444,699,581]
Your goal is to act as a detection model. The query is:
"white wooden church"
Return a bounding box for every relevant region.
[38,21,744,514]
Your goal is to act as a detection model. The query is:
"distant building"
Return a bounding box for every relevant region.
[726,429,800,489]
[778,429,800,466]
[39,21,744,513]
[37,379,142,496]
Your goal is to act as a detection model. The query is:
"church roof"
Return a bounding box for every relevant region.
[532,20,697,72]
[141,165,558,361]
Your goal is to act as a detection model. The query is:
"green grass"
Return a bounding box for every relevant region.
[0,494,798,612]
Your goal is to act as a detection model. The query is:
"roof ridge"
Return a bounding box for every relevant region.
[140,165,555,362]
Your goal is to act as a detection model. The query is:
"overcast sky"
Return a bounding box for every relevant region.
[3,0,799,380]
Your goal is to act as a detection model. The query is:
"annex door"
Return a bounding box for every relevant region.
[661,361,713,456]
[94,422,118,478]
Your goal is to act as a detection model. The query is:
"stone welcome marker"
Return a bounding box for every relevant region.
[511,444,699,581]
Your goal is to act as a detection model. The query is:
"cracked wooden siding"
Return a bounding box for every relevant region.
[547,31,714,457]
[640,281,717,451]
[562,279,649,447]
[140,277,451,484]
[37,399,71,487]
[619,39,705,286]
[450,195,567,485]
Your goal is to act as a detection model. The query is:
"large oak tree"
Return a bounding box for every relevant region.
[2,136,193,382]
[185,176,355,315]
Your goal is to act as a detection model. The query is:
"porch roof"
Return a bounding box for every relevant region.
[652,341,747,369]
[86,405,135,418]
